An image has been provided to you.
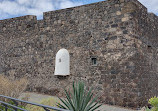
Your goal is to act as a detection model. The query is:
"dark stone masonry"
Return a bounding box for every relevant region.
[0,0,158,109]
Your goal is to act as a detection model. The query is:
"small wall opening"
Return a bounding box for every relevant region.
[91,57,97,66]
[27,24,32,28]
[147,45,152,53]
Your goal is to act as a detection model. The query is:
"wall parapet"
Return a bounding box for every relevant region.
[43,0,120,21]
[148,13,158,21]
[0,0,156,31]
[0,15,37,31]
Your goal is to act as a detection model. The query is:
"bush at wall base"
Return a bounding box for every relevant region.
[0,101,25,111]
[147,96,158,111]
[57,81,102,111]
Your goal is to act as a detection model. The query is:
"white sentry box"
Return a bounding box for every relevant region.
[54,48,70,76]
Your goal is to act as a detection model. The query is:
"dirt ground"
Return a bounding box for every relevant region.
[19,92,139,111]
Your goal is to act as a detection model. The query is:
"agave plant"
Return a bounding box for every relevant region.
[145,108,151,111]
[57,81,102,111]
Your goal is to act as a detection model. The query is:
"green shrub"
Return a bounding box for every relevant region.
[0,100,25,111]
[25,97,60,111]
[57,81,102,111]
[148,96,158,111]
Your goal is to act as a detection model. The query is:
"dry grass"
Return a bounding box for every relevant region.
[0,75,28,100]
[25,97,60,111]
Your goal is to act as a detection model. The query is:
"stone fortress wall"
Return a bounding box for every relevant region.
[0,0,158,108]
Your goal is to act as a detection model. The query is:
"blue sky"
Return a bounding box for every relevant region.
[0,0,157,20]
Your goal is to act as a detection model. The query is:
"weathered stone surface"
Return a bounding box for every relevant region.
[0,0,158,109]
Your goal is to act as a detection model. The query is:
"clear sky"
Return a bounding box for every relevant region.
[0,0,157,20]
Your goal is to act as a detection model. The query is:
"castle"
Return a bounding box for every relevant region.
[0,0,158,109]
